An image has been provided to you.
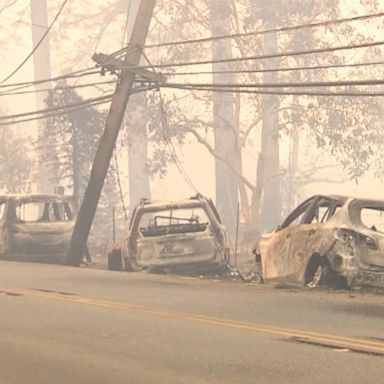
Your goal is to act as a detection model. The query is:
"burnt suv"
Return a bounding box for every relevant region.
[109,194,230,274]
[0,194,74,263]
[253,195,384,288]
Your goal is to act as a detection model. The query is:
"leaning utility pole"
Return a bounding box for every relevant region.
[65,0,156,266]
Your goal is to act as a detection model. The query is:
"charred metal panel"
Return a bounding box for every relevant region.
[119,195,230,273]
[255,194,384,288]
[0,194,74,263]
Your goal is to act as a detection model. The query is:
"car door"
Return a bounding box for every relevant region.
[287,197,336,281]
[262,198,315,281]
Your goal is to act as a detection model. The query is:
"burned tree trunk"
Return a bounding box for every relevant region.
[209,0,238,235]
[259,0,281,231]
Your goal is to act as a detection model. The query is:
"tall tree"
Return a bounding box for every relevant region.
[259,0,281,230]
[209,0,238,234]
[0,125,34,193]
[31,0,59,193]
[44,82,120,250]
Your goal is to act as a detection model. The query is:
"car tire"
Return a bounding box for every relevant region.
[123,255,140,272]
[254,254,264,284]
[305,255,331,287]
[108,249,123,271]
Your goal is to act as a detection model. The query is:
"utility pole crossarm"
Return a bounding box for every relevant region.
[65,0,157,266]
[92,53,166,83]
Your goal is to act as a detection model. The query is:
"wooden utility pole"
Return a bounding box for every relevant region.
[65,0,156,266]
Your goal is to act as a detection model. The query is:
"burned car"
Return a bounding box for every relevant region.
[253,195,384,288]
[0,194,74,263]
[109,194,230,274]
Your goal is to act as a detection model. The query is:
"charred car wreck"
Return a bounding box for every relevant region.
[0,194,74,263]
[253,195,384,289]
[109,194,230,274]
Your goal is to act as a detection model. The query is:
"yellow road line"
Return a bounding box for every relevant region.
[2,286,384,354]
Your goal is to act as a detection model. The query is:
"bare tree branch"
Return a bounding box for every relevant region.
[187,128,256,191]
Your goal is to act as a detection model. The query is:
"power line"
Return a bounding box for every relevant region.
[165,61,384,76]
[141,51,199,193]
[114,149,128,222]
[0,86,156,126]
[158,89,199,193]
[0,99,111,126]
[0,80,116,97]
[0,94,113,122]
[162,84,384,97]
[0,67,100,90]
[144,12,384,49]
[2,0,69,83]
[141,40,384,69]
[164,78,384,88]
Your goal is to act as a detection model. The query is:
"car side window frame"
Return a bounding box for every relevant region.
[280,197,317,230]
[303,197,334,224]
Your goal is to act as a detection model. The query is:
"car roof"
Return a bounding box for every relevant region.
[304,194,384,205]
[299,194,350,205]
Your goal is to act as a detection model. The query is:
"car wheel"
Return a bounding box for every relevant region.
[305,255,331,288]
[253,254,264,284]
[108,249,123,271]
[123,254,140,272]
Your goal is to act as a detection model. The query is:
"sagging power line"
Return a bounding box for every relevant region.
[2,0,69,83]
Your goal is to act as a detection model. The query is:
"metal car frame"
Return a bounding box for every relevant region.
[109,194,230,273]
[0,194,74,263]
[253,194,384,288]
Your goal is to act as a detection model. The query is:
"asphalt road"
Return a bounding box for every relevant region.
[1,261,384,384]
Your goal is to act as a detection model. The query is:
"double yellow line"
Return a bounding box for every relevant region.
[2,286,384,355]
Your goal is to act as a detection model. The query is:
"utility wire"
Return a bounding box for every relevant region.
[0,80,117,97]
[164,78,384,88]
[144,12,384,49]
[0,99,111,126]
[114,149,128,222]
[1,0,69,83]
[142,51,198,193]
[140,40,384,69]
[157,89,199,193]
[165,60,384,76]
[0,94,113,122]
[114,0,132,223]
[0,68,100,90]
[0,86,155,126]
[162,84,384,97]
